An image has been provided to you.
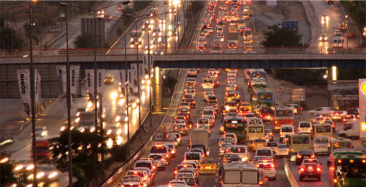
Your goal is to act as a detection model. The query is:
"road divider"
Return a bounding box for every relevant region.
[100,70,183,187]
[283,158,299,187]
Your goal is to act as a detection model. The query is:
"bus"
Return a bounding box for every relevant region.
[328,138,354,164]
[287,133,311,160]
[221,116,246,143]
[248,69,266,81]
[220,162,266,187]
[273,106,294,131]
[332,35,344,48]
[328,151,366,187]
[251,88,273,107]
[246,122,265,146]
[313,123,333,138]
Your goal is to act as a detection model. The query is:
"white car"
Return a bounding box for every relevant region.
[298,121,313,134]
[168,180,190,187]
[257,160,276,180]
[308,107,333,116]
[35,126,48,137]
[313,136,330,155]
[218,137,233,146]
[224,133,238,144]
[275,144,289,158]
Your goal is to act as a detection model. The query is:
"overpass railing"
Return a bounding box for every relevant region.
[1,46,365,58]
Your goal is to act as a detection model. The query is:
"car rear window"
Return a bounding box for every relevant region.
[185,153,200,160]
[231,147,246,153]
[281,127,293,132]
[256,150,272,156]
[315,137,328,143]
[135,162,152,169]
[300,123,311,128]
[267,143,277,147]
[150,146,167,153]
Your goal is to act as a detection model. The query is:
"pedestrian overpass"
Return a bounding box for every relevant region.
[1,53,365,69]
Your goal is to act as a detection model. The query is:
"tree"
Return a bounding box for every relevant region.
[261,24,305,47]
[73,32,95,48]
[0,153,18,187]
[163,75,178,95]
[0,27,24,50]
[122,7,134,26]
[134,1,150,12]
[49,130,109,187]
[191,1,204,14]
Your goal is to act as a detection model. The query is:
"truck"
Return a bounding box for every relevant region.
[78,111,97,132]
[338,120,360,140]
[189,129,210,157]
[228,32,239,48]
[31,139,52,163]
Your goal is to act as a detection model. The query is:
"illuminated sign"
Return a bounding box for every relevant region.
[361,122,366,132]
[361,81,366,95]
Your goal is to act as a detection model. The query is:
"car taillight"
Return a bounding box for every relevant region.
[162,158,165,161]
[317,168,321,172]
[300,168,304,172]
[153,165,156,169]
[259,181,263,185]
[311,155,315,158]
[269,133,273,136]
[297,155,302,158]
[166,154,169,158]
[174,170,177,174]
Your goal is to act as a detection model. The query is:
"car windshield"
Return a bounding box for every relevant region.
[248,127,263,133]
[299,150,313,155]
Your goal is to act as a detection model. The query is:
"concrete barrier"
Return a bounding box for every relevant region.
[283,158,299,187]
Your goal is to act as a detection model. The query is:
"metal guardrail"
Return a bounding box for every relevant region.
[283,158,300,187]
[100,70,183,187]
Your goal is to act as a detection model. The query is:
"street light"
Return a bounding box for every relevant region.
[28,0,38,187]
[58,2,73,186]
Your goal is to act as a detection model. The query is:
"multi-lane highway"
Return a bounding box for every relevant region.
[110,0,187,55]
[3,69,152,187]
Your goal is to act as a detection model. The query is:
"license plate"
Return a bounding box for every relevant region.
[319,146,325,149]
[304,156,309,158]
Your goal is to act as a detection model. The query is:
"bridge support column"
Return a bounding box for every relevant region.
[153,66,163,112]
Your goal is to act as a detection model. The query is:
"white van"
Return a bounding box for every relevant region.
[313,136,330,155]
[298,121,313,134]
[338,120,360,140]
[280,124,295,142]
[183,152,203,165]
[255,147,274,161]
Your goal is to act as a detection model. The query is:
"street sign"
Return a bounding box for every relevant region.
[282,21,299,34]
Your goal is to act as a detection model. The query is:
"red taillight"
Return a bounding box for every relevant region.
[161,158,165,161]
[174,170,177,174]
[300,168,304,172]
[259,181,263,185]
[308,166,313,170]
[166,154,169,158]
[297,155,302,158]
[153,165,156,169]
[311,155,315,158]
[317,168,321,172]
[269,133,272,136]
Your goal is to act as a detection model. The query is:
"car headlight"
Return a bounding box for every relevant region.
[26,165,34,171]
[60,126,66,131]
[41,131,47,136]
[14,165,24,171]
[80,128,85,133]
[107,129,112,135]
[48,172,58,179]
[117,129,122,135]
[37,172,45,178]
[90,127,96,132]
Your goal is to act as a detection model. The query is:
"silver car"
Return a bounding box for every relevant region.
[148,154,166,169]
[275,144,289,158]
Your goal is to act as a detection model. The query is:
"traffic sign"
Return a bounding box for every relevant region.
[292,87,305,102]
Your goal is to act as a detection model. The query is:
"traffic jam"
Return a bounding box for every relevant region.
[196,0,254,54]
[114,66,365,187]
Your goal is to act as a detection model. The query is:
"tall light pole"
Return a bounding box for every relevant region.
[58,2,73,186]
[124,22,130,155]
[29,0,37,186]
[135,22,141,137]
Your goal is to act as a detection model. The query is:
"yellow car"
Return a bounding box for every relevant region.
[239,102,251,111]
[104,74,114,84]
[199,158,217,175]
[252,139,266,151]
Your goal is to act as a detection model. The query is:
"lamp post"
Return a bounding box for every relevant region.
[28,1,37,187]
[58,2,73,186]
